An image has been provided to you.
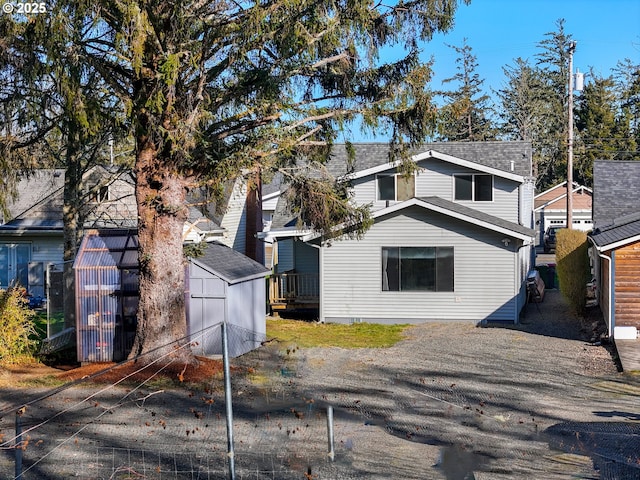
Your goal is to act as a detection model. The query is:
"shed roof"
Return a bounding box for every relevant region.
[589,211,640,250]
[190,241,269,284]
[74,229,139,269]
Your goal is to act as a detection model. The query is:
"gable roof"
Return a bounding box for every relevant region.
[534,186,592,212]
[372,197,535,241]
[269,141,533,230]
[593,160,640,229]
[352,149,525,183]
[317,141,532,179]
[298,196,534,243]
[590,211,640,251]
[190,241,269,284]
[534,181,592,209]
[3,169,65,229]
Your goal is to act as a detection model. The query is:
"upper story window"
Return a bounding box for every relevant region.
[377,173,415,201]
[454,174,493,202]
[88,184,110,203]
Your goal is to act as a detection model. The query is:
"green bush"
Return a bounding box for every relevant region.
[555,229,590,314]
[0,288,38,363]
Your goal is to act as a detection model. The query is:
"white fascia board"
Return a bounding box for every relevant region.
[534,181,567,199]
[414,150,525,183]
[351,149,525,183]
[594,234,640,252]
[262,190,281,201]
[372,198,533,242]
[258,228,312,243]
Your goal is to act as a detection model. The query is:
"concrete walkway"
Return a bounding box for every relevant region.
[615,339,640,372]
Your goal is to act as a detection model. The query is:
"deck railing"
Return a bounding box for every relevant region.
[268,273,319,304]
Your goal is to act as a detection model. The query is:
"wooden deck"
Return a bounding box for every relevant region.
[268,273,319,314]
[614,339,640,372]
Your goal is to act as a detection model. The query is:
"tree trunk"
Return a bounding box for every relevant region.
[62,144,82,329]
[129,142,194,365]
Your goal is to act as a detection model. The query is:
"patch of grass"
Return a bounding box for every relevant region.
[266,319,409,348]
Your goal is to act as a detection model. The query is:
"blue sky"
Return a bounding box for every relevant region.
[351,0,639,141]
[426,0,640,94]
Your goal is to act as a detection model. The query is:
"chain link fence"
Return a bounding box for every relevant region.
[2,317,639,479]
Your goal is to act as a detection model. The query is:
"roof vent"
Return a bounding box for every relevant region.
[510,160,515,172]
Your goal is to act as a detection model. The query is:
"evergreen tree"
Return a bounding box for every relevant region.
[613,59,640,157]
[533,19,573,190]
[436,39,496,141]
[4,0,468,364]
[496,57,546,176]
[574,71,630,186]
[1,7,131,326]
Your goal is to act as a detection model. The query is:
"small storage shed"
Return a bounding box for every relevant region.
[74,229,139,363]
[187,242,269,358]
[74,231,269,363]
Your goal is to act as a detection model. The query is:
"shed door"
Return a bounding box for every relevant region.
[189,275,226,356]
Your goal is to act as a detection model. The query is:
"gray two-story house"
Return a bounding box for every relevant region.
[264,142,536,324]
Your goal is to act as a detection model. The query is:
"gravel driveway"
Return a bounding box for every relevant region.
[1,290,639,479]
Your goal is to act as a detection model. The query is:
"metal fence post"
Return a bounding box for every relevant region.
[327,405,335,461]
[15,407,24,480]
[221,322,236,480]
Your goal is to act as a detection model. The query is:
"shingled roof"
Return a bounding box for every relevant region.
[319,141,532,178]
[590,211,640,250]
[269,141,533,230]
[593,160,640,229]
[415,196,535,238]
[3,170,65,228]
[190,241,269,284]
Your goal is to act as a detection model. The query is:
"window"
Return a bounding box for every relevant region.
[454,174,493,201]
[377,174,415,201]
[88,184,109,203]
[382,247,454,292]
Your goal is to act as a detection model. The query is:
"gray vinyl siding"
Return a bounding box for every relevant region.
[275,239,294,273]
[275,239,318,274]
[350,158,520,221]
[219,178,247,253]
[321,206,522,323]
[31,237,64,265]
[293,241,319,274]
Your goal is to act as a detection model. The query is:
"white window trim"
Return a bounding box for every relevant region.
[453,173,494,202]
[376,173,416,201]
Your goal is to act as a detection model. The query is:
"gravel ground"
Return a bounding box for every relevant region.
[1,290,639,480]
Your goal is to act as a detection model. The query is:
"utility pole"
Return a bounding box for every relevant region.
[566,41,576,230]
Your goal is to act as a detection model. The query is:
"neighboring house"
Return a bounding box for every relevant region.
[588,160,640,343]
[262,142,536,324]
[534,181,593,244]
[0,167,137,298]
[0,168,258,297]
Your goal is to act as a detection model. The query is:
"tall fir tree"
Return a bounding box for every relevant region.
[613,59,640,157]
[574,71,631,186]
[496,57,547,177]
[436,38,496,142]
[533,19,573,190]
[4,0,468,364]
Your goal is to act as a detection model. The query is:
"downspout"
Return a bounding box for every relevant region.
[587,236,613,337]
[514,240,531,324]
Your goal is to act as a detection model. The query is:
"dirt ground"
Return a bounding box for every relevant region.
[0,290,637,479]
[0,355,224,389]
